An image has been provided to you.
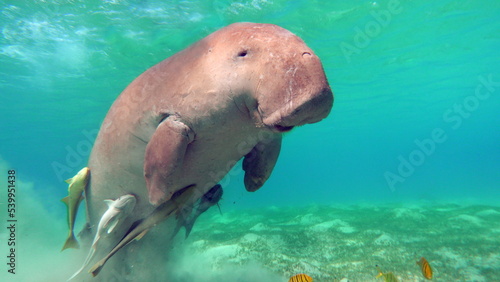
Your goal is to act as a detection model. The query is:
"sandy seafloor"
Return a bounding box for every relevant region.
[160,203,500,281]
[1,180,499,282]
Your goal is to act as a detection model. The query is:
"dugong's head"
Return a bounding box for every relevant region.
[205,22,333,132]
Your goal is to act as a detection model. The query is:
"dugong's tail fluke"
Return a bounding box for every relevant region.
[61,233,79,251]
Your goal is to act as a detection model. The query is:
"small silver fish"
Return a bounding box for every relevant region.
[61,167,90,251]
[89,185,198,277]
[68,194,136,281]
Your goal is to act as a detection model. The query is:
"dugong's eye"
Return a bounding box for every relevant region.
[237,50,248,57]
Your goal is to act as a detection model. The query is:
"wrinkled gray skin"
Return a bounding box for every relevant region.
[84,22,333,280]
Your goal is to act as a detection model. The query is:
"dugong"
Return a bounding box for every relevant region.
[85,22,333,280]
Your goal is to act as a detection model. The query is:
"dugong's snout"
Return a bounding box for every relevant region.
[255,38,333,133]
[298,86,333,124]
[261,52,334,133]
[272,85,333,132]
[285,50,334,127]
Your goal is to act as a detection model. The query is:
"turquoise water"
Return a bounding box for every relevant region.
[0,0,499,281]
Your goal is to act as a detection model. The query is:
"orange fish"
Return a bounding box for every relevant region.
[289,273,313,282]
[417,257,433,280]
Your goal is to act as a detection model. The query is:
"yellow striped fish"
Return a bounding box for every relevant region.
[289,273,313,282]
[376,265,398,282]
[417,257,433,280]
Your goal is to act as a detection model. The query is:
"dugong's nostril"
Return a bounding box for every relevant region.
[302,52,312,57]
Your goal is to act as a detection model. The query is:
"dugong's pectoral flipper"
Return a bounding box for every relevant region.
[242,134,282,192]
[144,116,195,205]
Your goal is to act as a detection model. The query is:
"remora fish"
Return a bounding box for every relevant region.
[89,185,198,277]
[176,184,223,239]
[61,167,90,251]
[68,194,136,281]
